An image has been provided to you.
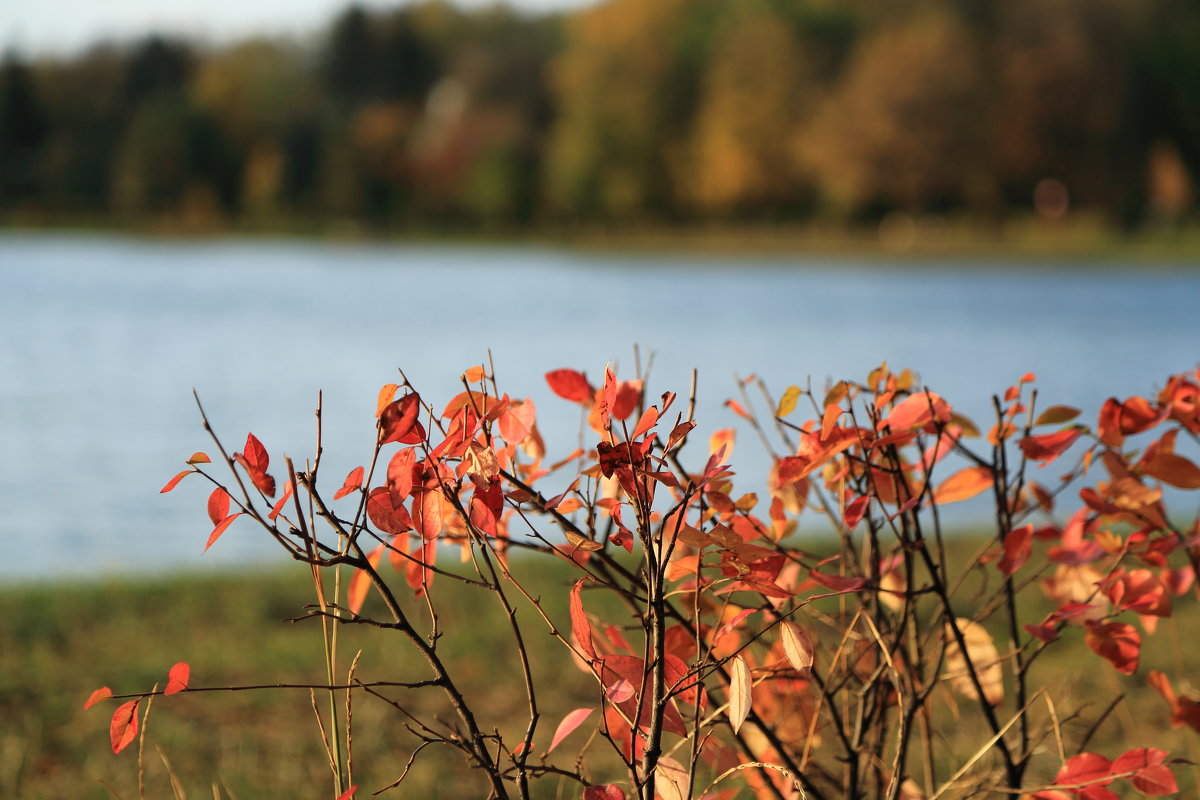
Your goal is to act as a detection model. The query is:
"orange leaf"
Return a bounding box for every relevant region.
[882,391,951,433]
[499,399,536,445]
[545,369,593,404]
[570,578,595,661]
[376,383,399,417]
[83,686,112,710]
[160,469,192,494]
[203,512,241,552]
[366,487,412,534]
[463,365,486,383]
[726,399,752,421]
[187,452,211,464]
[333,466,365,500]
[207,487,230,526]
[632,405,659,440]
[347,545,385,615]
[547,707,593,753]
[932,466,993,505]
[710,428,735,459]
[413,488,445,540]
[110,699,140,754]
[1142,452,1200,489]
[268,480,295,521]
[165,662,189,695]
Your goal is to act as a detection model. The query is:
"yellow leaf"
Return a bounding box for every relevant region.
[943,619,1003,706]
[1035,405,1081,426]
[780,622,813,672]
[777,385,801,417]
[728,654,752,734]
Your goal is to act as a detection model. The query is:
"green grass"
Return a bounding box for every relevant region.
[2,546,1198,799]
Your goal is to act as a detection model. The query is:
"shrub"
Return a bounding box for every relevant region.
[86,361,1200,799]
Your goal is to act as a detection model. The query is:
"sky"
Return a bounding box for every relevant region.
[4,0,593,58]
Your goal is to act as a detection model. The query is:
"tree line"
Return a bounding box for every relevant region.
[1,0,1197,234]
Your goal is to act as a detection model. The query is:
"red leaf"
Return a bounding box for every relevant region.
[348,545,385,614]
[545,369,593,404]
[333,466,365,500]
[1113,749,1176,795]
[165,662,189,695]
[570,578,596,661]
[998,524,1034,576]
[380,394,422,445]
[160,469,192,493]
[83,686,112,710]
[1019,427,1083,464]
[110,699,140,754]
[207,487,230,526]
[595,365,618,433]
[583,787,625,800]
[1056,752,1113,788]
[547,707,593,753]
[243,432,269,473]
[203,513,241,552]
[1098,398,1124,447]
[809,569,865,593]
[366,487,413,534]
[1084,621,1140,675]
[334,786,358,800]
[612,380,642,421]
[843,495,869,530]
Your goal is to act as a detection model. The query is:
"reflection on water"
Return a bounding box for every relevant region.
[1,232,1196,579]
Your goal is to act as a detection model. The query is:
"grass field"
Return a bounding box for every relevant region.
[2,550,1198,799]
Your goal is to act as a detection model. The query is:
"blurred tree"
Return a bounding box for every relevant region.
[545,0,716,221]
[799,7,989,217]
[190,39,310,217]
[35,46,126,213]
[322,6,377,106]
[123,36,192,106]
[685,2,810,215]
[0,55,48,207]
[989,0,1144,223]
[109,98,237,221]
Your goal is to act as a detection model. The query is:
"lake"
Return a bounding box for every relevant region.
[1,231,1196,580]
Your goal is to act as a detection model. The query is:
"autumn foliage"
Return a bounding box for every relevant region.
[87,362,1200,799]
